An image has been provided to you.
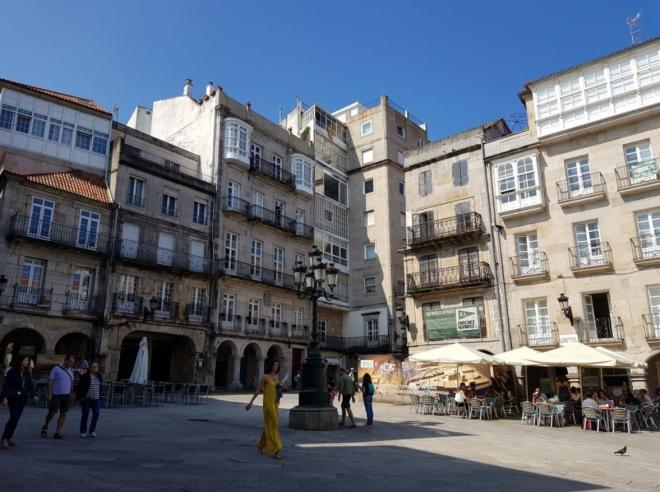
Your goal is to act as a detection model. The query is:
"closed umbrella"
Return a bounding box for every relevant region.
[129,337,149,384]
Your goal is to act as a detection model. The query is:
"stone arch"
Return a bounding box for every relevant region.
[55,332,95,359]
[0,328,46,368]
[215,340,239,389]
[240,342,262,390]
[645,350,660,392]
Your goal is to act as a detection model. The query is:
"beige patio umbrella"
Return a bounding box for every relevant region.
[523,342,631,368]
[495,346,547,399]
[594,346,647,369]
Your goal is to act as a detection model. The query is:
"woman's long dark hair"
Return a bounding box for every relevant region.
[10,354,30,376]
[265,359,280,374]
[362,373,372,386]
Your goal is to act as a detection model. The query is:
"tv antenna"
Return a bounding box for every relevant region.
[112,104,119,121]
[627,10,642,45]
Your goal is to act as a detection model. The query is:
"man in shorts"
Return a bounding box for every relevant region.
[337,368,356,428]
[41,354,75,439]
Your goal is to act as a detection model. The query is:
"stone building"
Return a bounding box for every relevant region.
[0,78,113,373]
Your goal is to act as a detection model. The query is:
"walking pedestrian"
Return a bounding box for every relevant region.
[41,354,75,439]
[245,360,285,459]
[0,355,35,449]
[337,367,356,428]
[361,372,375,426]
[76,361,103,438]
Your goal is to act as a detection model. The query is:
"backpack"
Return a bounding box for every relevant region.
[368,383,375,395]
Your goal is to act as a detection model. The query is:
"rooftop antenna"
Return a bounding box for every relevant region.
[627,10,642,45]
[112,104,119,121]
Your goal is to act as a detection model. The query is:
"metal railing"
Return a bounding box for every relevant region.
[518,322,559,347]
[406,263,493,294]
[291,221,314,240]
[556,172,607,203]
[111,293,144,316]
[290,324,308,340]
[121,144,204,181]
[218,313,243,333]
[578,317,624,343]
[186,302,208,323]
[222,195,249,216]
[127,193,145,207]
[568,241,613,270]
[268,321,288,337]
[153,301,179,321]
[11,285,52,309]
[218,259,296,290]
[247,205,293,233]
[10,214,111,254]
[642,313,660,340]
[407,212,485,247]
[244,317,267,335]
[510,252,549,278]
[615,160,660,190]
[63,292,99,315]
[249,155,295,188]
[116,239,214,276]
[320,335,390,352]
[631,236,660,262]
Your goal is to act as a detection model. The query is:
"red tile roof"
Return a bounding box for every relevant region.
[22,170,112,204]
[0,78,111,115]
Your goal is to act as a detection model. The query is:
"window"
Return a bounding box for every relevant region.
[363,178,374,194]
[250,143,262,164]
[189,240,205,272]
[61,122,74,145]
[364,276,377,294]
[636,49,660,87]
[294,307,304,327]
[317,320,327,342]
[155,282,174,315]
[31,114,46,138]
[361,149,374,164]
[292,156,313,192]
[48,119,61,142]
[635,210,660,259]
[224,232,238,272]
[361,120,372,136]
[418,170,432,196]
[75,127,92,150]
[28,197,55,239]
[452,159,469,186]
[400,212,406,227]
[463,296,486,333]
[250,240,263,279]
[224,118,252,162]
[324,210,333,222]
[18,258,46,305]
[364,243,376,260]
[364,210,375,226]
[272,303,282,328]
[295,253,305,267]
[496,155,541,212]
[77,210,100,249]
[128,177,145,206]
[609,59,635,96]
[524,298,550,343]
[120,223,139,258]
[322,236,348,266]
[274,246,285,284]
[323,174,347,205]
[399,182,404,195]
[222,294,235,322]
[574,222,604,266]
[247,298,261,325]
[15,109,31,134]
[190,287,207,321]
[161,194,177,216]
[193,201,207,224]
[92,132,108,154]
[365,318,379,342]
[647,286,660,336]
[116,274,138,312]
[564,157,592,197]
[516,233,541,274]
[397,151,405,164]
[157,233,175,266]
[396,125,405,138]
[624,142,655,184]
[417,138,425,148]
[272,153,283,171]
[69,268,93,310]
[0,105,16,130]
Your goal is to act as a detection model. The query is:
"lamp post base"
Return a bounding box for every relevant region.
[289,405,339,431]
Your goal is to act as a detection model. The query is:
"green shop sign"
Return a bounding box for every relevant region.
[425,306,481,341]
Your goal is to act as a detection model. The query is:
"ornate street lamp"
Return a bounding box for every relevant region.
[289,245,339,430]
[395,304,410,331]
[557,293,573,325]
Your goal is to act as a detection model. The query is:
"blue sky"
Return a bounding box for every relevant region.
[2,1,658,139]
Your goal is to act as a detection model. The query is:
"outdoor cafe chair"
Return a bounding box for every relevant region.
[494,396,506,418]
[611,407,633,434]
[110,383,127,408]
[468,398,484,420]
[640,405,658,430]
[434,394,448,415]
[503,397,520,417]
[409,394,421,414]
[582,407,606,432]
[99,383,112,408]
[520,401,536,425]
[152,383,166,405]
[536,403,558,427]
[625,405,643,431]
[198,384,209,403]
[182,384,199,405]
[168,383,185,403]
[420,395,435,415]
[482,397,497,420]
[562,401,577,425]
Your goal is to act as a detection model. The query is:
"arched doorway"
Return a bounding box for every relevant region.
[240,343,261,390]
[215,341,237,389]
[647,352,660,392]
[55,333,94,359]
[1,328,45,368]
[117,332,195,382]
[265,344,284,372]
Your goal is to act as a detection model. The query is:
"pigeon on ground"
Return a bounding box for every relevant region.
[614,446,627,455]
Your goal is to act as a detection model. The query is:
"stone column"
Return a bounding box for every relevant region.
[230,355,242,390]
[567,366,581,390]
[629,369,648,391]
[256,356,266,387]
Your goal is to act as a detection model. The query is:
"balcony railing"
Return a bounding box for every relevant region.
[112,293,144,316]
[291,221,314,240]
[63,292,99,316]
[407,212,486,247]
[9,214,111,254]
[249,155,295,189]
[320,335,390,352]
[556,172,607,204]
[510,252,549,280]
[116,239,214,276]
[578,317,624,344]
[406,263,493,294]
[290,324,309,340]
[186,302,208,323]
[244,317,267,335]
[518,322,559,348]
[631,236,660,265]
[219,313,243,333]
[222,195,249,216]
[11,285,52,310]
[247,205,293,233]
[642,313,660,341]
[218,259,296,290]
[615,160,660,193]
[153,301,179,321]
[568,241,613,272]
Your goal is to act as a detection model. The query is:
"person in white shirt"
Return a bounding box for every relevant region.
[639,389,654,407]
[582,392,599,410]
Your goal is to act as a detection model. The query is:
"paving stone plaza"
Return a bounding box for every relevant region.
[1,394,658,491]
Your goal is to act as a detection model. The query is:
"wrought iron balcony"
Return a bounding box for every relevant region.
[407,212,486,248]
[9,214,111,255]
[631,236,660,266]
[247,205,294,233]
[111,293,144,316]
[186,302,208,323]
[218,259,296,290]
[11,285,52,310]
[643,313,660,341]
[406,263,493,294]
[116,239,214,276]
[568,242,613,274]
[291,221,314,240]
[153,301,179,322]
[319,335,390,352]
[290,324,309,341]
[127,193,145,207]
[249,155,295,189]
[268,321,288,337]
[244,317,267,335]
[615,160,660,195]
[518,322,559,348]
[218,313,243,333]
[577,317,624,344]
[222,195,249,216]
[556,172,607,205]
[63,292,100,316]
[510,252,549,282]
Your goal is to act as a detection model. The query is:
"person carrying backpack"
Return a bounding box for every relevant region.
[361,373,375,426]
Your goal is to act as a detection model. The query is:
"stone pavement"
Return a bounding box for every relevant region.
[1,393,659,491]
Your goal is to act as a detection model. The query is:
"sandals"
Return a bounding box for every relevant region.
[41,427,48,438]
[53,433,65,439]
[273,451,283,460]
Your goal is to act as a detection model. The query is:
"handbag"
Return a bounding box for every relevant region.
[276,383,284,404]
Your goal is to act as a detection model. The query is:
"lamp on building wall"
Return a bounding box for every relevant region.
[395,305,410,331]
[557,293,574,325]
[0,275,7,298]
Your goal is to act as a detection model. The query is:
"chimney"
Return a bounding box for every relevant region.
[183,79,193,97]
[206,81,214,97]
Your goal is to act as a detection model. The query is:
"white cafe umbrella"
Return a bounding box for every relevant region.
[523,342,630,368]
[129,337,149,384]
[594,346,647,369]
[410,342,502,365]
[495,346,547,399]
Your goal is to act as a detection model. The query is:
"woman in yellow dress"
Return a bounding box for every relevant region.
[245,360,284,459]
